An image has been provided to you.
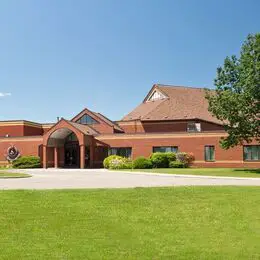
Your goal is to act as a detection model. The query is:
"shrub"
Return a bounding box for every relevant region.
[165,152,176,162]
[176,152,195,166]
[103,155,132,169]
[109,157,133,170]
[12,156,41,169]
[169,161,187,168]
[150,152,169,168]
[133,157,153,169]
[103,155,123,169]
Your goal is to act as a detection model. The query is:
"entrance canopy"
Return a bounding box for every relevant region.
[43,119,98,146]
[42,119,98,168]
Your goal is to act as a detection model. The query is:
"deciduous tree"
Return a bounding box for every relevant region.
[206,33,260,149]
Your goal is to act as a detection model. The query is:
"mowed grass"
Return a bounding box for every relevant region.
[0,171,31,178]
[124,168,260,178]
[1,187,260,259]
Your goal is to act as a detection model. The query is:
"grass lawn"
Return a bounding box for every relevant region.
[0,171,31,178]
[123,168,260,178]
[1,187,260,259]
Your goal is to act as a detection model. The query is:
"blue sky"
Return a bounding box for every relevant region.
[0,0,259,122]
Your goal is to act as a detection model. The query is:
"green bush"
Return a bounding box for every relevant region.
[169,161,187,168]
[109,157,133,170]
[150,152,169,168]
[133,157,153,169]
[165,152,176,162]
[12,156,41,169]
[103,155,123,169]
[103,155,132,169]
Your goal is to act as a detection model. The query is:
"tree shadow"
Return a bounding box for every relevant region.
[234,168,260,174]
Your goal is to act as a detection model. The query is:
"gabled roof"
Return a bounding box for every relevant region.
[92,112,124,132]
[121,84,223,125]
[44,118,99,138]
[72,108,123,132]
[68,120,99,136]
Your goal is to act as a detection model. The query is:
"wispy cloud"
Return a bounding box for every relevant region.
[0,92,11,97]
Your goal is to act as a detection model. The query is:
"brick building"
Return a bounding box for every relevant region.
[0,84,259,168]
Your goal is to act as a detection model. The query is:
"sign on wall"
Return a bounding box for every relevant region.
[6,145,20,161]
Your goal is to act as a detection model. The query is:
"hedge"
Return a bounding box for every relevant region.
[169,161,187,168]
[133,157,153,169]
[12,156,41,169]
[150,152,170,168]
[103,152,195,170]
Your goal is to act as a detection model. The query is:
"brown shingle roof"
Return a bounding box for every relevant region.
[122,84,223,125]
[92,112,124,132]
[68,120,99,136]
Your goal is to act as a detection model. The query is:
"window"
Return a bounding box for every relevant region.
[205,145,215,162]
[108,147,132,158]
[187,122,201,132]
[76,114,98,125]
[147,90,166,102]
[243,145,260,161]
[153,146,178,153]
[65,133,78,142]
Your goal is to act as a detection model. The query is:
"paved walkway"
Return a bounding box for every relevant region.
[1,169,260,190]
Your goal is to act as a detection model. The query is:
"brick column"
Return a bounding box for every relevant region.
[54,146,58,168]
[80,145,85,169]
[89,143,94,168]
[43,145,47,169]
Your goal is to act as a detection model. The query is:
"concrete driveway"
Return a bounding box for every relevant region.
[1,168,260,190]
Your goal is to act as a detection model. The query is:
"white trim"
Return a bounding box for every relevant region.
[146,89,167,102]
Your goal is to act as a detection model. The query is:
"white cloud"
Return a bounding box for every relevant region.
[0,92,11,97]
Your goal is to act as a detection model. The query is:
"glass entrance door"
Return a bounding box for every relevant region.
[64,143,79,168]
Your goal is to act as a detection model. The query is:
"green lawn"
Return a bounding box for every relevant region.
[123,168,260,178]
[0,171,31,178]
[1,187,260,259]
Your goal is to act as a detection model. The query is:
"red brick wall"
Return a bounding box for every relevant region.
[0,125,24,137]
[0,124,44,137]
[24,125,43,136]
[96,133,260,168]
[118,120,225,134]
[142,121,187,132]
[1,133,259,169]
[0,137,43,166]
[117,121,145,133]
[201,121,224,131]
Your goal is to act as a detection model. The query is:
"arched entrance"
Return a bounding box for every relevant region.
[42,119,95,169]
[64,132,79,167]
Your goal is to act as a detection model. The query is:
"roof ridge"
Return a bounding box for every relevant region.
[156,84,212,90]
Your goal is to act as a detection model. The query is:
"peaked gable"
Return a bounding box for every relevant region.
[71,108,124,133]
[122,84,223,125]
[146,89,167,102]
[76,114,99,125]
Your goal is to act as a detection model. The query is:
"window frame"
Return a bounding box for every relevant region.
[76,114,99,125]
[204,145,215,162]
[108,147,132,158]
[243,145,260,161]
[152,146,178,153]
[187,122,201,132]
